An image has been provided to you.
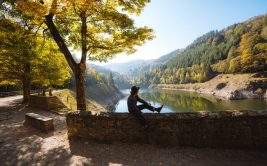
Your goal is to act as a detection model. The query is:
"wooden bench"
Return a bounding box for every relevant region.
[24,113,54,131]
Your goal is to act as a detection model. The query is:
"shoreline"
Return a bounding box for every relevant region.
[153,74,267,100]
[156,85,267,100]
[155,87,229,100]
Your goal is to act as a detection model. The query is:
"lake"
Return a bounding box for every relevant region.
[111,88,267,113]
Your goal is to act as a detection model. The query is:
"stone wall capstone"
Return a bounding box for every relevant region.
[66,110,267,149]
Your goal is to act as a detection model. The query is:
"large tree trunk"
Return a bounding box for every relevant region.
[42,88,46,96]
[45,13,88,112]
[22,63,31,103]
[49,89,53,96]
[22,79,30,103]
[75,63,86,111]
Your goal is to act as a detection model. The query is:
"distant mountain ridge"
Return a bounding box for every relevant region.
[103,48,182,76]
[103,59,149,74]
[153,49,182,64]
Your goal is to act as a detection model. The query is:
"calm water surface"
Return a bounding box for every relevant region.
[112,89,267,113]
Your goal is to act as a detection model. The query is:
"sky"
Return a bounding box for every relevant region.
[94,0,267,65]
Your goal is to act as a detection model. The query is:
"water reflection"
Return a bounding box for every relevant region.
[111,89,267,113]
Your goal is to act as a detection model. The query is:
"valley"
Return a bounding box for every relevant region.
[99,14,267,102]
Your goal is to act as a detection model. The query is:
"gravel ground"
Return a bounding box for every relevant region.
[0,96,267,166]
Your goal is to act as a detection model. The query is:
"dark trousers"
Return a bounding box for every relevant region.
[130,104,155,126]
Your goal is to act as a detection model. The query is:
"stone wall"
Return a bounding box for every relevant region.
[66,110,267,149]
[29,95,67,110]
[24,113,54,131]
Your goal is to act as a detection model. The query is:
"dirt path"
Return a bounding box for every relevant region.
[0,96,267,166]
[0,95,22,107]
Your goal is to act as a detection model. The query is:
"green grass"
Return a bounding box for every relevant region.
[53,89,106,112]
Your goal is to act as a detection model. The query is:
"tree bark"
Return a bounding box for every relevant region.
[75,63,87,111]
[22,79,30,103]
[49,89,53,96]
[45,11,89,111]
[80,11,87,63]
[42,88,46,96]
[22,63,31,103]
[44,14,77,72]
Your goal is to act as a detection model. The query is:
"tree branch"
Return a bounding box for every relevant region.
[44,13,77,72]
[80,11,87,64]
[33,21,44,36]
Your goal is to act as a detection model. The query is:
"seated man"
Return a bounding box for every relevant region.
[127,86,163,127]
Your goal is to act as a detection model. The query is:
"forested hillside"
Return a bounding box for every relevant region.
[136,14,267,86]
[89,63,131,89]
[128,49,182,78]
[83,68,124,105]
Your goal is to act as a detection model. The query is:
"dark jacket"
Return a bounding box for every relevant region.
[127,95,147,112]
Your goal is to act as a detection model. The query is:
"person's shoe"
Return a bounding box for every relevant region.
[155,105,163,113]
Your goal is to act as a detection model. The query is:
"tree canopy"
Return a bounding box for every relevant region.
[16,0,154,65]
[32,39,71,89]
[2,0,154,110]
[0,17,71,101]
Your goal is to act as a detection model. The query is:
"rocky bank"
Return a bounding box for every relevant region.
[156,73,267,100]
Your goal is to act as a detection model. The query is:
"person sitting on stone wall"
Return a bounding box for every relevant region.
[127,86,163,128]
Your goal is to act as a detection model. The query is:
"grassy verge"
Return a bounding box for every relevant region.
[53,89,106,112]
